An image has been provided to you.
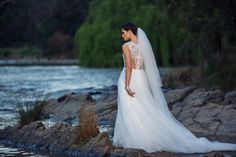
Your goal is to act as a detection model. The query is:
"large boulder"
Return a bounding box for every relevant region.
[165,85,196,109]
[170,88,236,141]
[95,92,118,126]
[0,121,79,151]
[225,90,236,105]
[42,90,118,127]
[67,132,113,157]
[42,92,95,121]
[42,123,78,152]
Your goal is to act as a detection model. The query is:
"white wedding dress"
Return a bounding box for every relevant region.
[112,38,236,153]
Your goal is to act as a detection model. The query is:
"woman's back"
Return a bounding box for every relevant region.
[122,41,144,69]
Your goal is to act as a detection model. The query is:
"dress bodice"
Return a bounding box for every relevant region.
[122,41,144,69]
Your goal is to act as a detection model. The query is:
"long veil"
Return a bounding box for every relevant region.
[137,27,202,132]
[137,27,174,118]
[137,27,236,152]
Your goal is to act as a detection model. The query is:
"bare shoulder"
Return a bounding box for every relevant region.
[122,42,130,50]
[122,42,131,57]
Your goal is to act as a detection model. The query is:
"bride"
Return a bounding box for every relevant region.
[112,22,236,153]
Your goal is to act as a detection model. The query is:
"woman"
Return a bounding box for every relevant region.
[112,22,236,153]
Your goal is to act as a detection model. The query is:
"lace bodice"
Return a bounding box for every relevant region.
[122,41,144,69]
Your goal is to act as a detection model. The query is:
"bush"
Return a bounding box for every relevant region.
[48,31,74,58]
[205,55,236,90]
[17,92,49,126]
[75,103,99,145]
[0,47,42,59]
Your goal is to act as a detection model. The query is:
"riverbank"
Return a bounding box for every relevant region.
[0,85,236,157]
[0,59,79,66]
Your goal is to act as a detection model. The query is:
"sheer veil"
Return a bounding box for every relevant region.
[137,27,190,126]
[137,28,169,111]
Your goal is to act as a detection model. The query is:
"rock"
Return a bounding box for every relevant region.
[204,152,225,157]
[165,85,196,108]
[65,132,112,157]
[69,132,113,157]
[171,102,184,117]
[82,132,112,150]
[225,90,236,105]
[1,85,236,157]
[97,85,117,92]
[42,88,118,127]
[181,88,224,108]
[46,124,78,152]
[216,105,236,138]
[96,92,117,103]
[12,121,45,145]
[0,121,80,151]
[110,148,147,157]
[192,103,223,135]
[0,125,17,139]
[42,93,95,121]
[42,86,236,141]
[95,93,117,126]
[0,121,46,150]
[172,88,236,139]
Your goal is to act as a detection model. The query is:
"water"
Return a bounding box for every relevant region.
[0,65,120,156]
[0,144,49,157]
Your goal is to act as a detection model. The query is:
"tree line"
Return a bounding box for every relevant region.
[0,0,90,58]
[0,0,235,89]
[75,0,236,89]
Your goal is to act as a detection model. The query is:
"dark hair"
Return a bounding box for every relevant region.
[121,22,138,35]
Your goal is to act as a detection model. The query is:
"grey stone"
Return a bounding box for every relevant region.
[225,90,236,105]
[165,85,196,105]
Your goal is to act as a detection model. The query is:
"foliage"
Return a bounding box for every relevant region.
[204,53,236,90]
[74,0,204,67]
[1,0,236,89]
[75,0,156,67]
[75,0,236,89]
[174,0,236,90]
[0,46,42,59]
[0,0,91,58]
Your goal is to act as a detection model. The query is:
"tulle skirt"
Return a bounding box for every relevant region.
[112,68,236,153]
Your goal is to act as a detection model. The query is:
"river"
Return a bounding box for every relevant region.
[0,65,120,156]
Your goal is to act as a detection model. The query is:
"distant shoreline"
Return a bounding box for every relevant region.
[0,59,79,66]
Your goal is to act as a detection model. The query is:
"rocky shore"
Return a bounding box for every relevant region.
[0,85,236,157]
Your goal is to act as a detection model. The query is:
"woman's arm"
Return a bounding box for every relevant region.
[122,44,135,97]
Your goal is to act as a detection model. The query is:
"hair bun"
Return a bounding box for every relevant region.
[121,22,137,35]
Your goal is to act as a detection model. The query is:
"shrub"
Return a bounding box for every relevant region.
[0,47,42,59]
[75,103,99,145]
[17,92,49,126]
